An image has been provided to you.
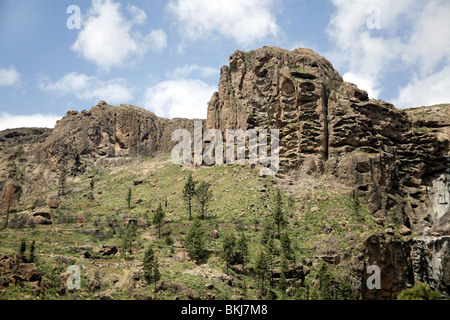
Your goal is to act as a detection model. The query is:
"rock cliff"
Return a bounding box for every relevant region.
[206,46,450,236]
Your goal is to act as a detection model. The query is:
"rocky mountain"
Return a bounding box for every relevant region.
[207,46,449,237]
[0,46,449,299]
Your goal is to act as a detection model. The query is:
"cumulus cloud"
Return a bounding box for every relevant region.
[392,66,450,109]
[142,79,216,119]
[39,72,133,104]
[326,0,450,107]
[166,65,219,79]
[0,66,21,86]
[71,0,167,70]
[166,0,280,45]
[0,113,60,131]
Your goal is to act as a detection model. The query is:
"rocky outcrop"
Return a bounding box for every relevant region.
[357,233,413,300]
[27,207,54,225]
[0,101,198,197]
[34,101,196,175]
[205,46,450,235]
[410,236,450,297]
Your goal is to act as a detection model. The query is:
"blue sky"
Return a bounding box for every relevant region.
[1,0,450,130]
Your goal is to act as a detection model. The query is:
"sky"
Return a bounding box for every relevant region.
[1,0,450,130]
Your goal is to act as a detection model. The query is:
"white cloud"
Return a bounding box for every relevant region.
[167,0,280,45]
[142,79,216,119]
[0,66,21,86]
[144,29,168,52]
[39,72,133,104]
[166,65,219,79]
[326,0,450,105]
[343,71,381,100]
[0,113,60,131]
[392,66,450,109]
[71,0,167,70]
[127,4,147,25]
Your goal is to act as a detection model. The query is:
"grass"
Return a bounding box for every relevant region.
[0,154,390,300]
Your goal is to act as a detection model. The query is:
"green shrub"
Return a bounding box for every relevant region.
[397,283,442,300]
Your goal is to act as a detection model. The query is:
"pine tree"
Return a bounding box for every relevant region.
[185,218,207,261]
[126,187,132,209]
[152,256,161,292]
[122,222,137,254]
[143,245,155,282]
[237,233,249,274]
[153,203,165,239]
[222,233,236,274]
[280,232,293,260]
[261,220,275,245]
[267,237,278,285]
[195,181,212,220]
[338,279,353,300]
[183,172,196,221]
[20,240,26,254]
[318,262,332,300]
[255,250,269,294]
[273,189,285,233]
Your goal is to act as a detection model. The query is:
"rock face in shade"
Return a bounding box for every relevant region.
[205,46,450,235]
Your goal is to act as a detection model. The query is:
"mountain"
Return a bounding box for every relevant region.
[0,46,449,300]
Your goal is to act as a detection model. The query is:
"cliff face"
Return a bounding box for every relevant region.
[35,101,196,172]
[206,46,450,235]
[0,102,197,197]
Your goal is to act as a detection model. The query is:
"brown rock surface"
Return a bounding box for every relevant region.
[205,46,450,234]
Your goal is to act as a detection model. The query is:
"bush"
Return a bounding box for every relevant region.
[397,283,442,300]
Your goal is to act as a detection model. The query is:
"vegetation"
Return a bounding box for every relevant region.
[182,172,196,221]
[0,154,443,300]
[121,222,138,254]
[397,283,442,300]
[153,203,165,239]
[184,218,207,262]
[195,181,212,220]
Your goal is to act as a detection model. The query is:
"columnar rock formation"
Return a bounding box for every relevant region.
[206,46,450,235]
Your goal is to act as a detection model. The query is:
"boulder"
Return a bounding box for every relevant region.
[133,177,146,185]
[399,225,412,236]
[210,230,220,239]
[76,212,86,223]
[171,283,200,300]
[16,263,42,282]
[47,199,59,209]
[96,244,118,256]
[319,254,340,265]
[27,207,54,225]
